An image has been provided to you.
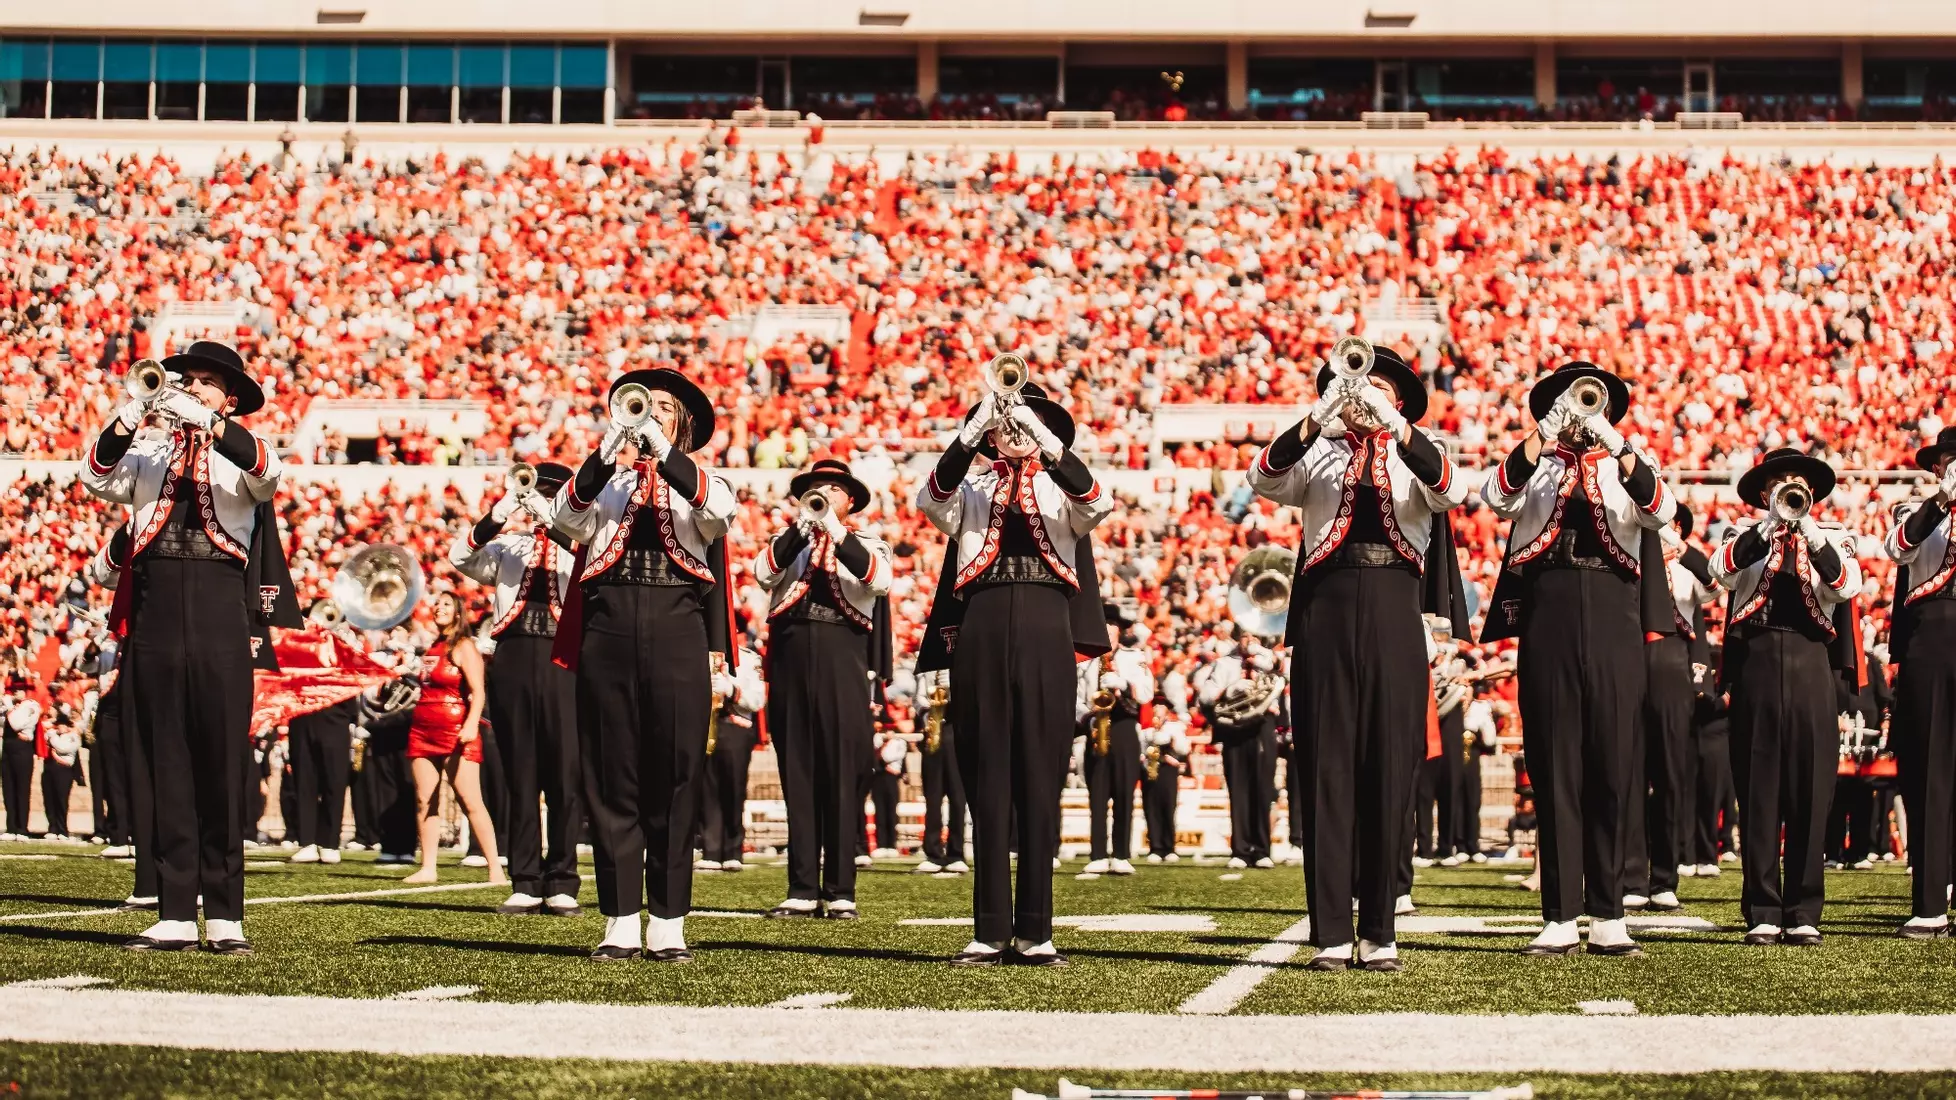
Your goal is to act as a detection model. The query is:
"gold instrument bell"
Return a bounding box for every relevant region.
[330,544,425,633]
[1226,544,1296,640]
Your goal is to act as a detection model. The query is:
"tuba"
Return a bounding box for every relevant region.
[609,382,654,430]
[1226,543,1296,641]
[330,544,425,632]
[1771,479,1813,524]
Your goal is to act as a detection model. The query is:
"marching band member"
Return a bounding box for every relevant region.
[1886,426,1956,939]
[697,634,765,872]
[1195,631,1283,870]
[451,461,583,916]
[1142,716,1192,863]
[1,689,36,840]
[754,457,894,919]
[287,604,359,869]
[914,668,968,874]
[1481,361,1674,958]
[1711,447,1861,947]
[82,341,301,955]
[39,708,82,839]
[549,367,738,963]
[402,591,505,889]
[85,529,157,905]
[1076,603,1156,876]
[1248,344,1471,971]
[916,376,1114,967]
[863,731,907,864]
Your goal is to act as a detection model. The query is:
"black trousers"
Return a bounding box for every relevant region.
[577,583,711,920]
[1895,601,1956,919]
[488,635,582,897]
[1456,744,1487,856]
[920,726,967,864]
[698,717,756,864]
[362,742,418,857]
[1691,716,1737,864]
[1517,567,1643,923]
[1084,719,1142,860]
[860,768,901,854]
[1,738,33,835]
[1144,758,1181,856]
[1827,775,1876,861]
[465,721,509,860]
[92,697,130,844]
[772,618,875,902]
[1624,635,1695,896]
[1217,717,1276,862]
[1292,566,1427,948]
[289,700,355,850]
[39,757,76,835]
[949,582,1077,945]
[1728,628,1837,930]
[124,557,256,923]
[1415,729,1460,858]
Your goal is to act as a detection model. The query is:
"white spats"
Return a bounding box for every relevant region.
[137,919,198,944]
[1578,1000,1639,1016]
[1528,920,1580,950]
[391,986,481,1002]
[646,915,686,953]
[599,913,643,951]
[1176,916,1312,1016]
[769,992,853,1009]
[204,919,246,944]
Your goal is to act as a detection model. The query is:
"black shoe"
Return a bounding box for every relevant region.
[589,944,642,962]
[646,947,694,963]
[1359,951,1404,972]
[1743,930,1782,946]
[1897,923,1951,941]
[1782,929,1823,947]
[824,907,860,921]
[766,903,821,919]
[1584,941,1644,958]
[1305,953,1350,972]
[204,939,254,957]
[545,903,584,918]
[949,947,1005,968]
[123,935,199,953]
[1519,942,1581,957]
[1009,948,1070,968]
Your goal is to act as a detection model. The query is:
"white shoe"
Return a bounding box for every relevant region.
[825,899,858,917]
[854,854,874,868]
[1145,853,1163,864]
[123,895,157,908]
[344,842,368,852]
[500,892,543,912]
[1678,864,1698,878]
[1254,856,1276,869]
[1051,857,1061,870]
[1109,859,1136,876]
[1012,937,1059,960]
[1527,919,1581,951]
[1394,894,1416,915]
[1411,856,1435,869]
[100,844,133,859]
[1283,850,1303,865]
[136,918,198,944]
[915,861,943,874]
[1309,943,1353,966]
[279,840,297,850]
[1470,853,1488,864]
[873,847,899,859]
[945,860,970,873]
[1647,891,1681,910]
[694,859,722,871]
[290,844,321,864]
[1852,856,1875,870]
[319,848,341,865]
[1357,939,1400,968]
[1622,893,1649,910]
[545,894,582,915]
[460,854,489,868]
[1699,863,1722,877]
[1163,853,1180,864]
[1439,853,1466,867]
[1882,852,1898,862]
[720,860,744,873]
[1083,859,1111,874]
[1227,857,1248,869]
[1587,918,1638,951]
[1719,851,1738,864]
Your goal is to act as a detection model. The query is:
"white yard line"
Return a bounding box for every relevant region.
[0,879,511,924]
[2,986,1954,1073]
[1176,916,1313,1016]
[768,992,853,1009]
[390,986,480,1002]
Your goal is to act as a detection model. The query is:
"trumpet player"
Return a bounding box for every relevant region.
[916,372,1114,967]
[285,602,360,869]
[1076,603,1156,876]
[82,341,300,955]
[1481,361,1674,958]
[754,457,894,919]
[1248,341,1471,971]
[1712,448,1860,947]
[1195,627,1283,870]
[697,630,765,872]
[1885,426,1956,939]
[914,668,968,874]
[450,460,583,916]
[1142,716,1193,863]
[549,368,739,963]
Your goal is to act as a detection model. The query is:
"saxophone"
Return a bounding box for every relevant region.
[923,681,948,754]
[1144,743,1161,782]
[705,653,727,756]
[1089,687,1115,757]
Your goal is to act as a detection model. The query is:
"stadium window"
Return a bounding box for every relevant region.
[405,44,454,122]
[353,44,404,123]
[791,55,917,112]
[1864,58,1956,118]
[155,41,200,120]
[1407,57,1533,116]
[1063,63,1224,116]
[559,44,608,123]
[1713,57,1839,111]
[1554,57,1685,117]
[305,43,353,124]
[630,54,750,118]
[1244,57,1373,119]
[508,44,554,124]
[937,56,1058,106]
[255,42,302,121]
[99,39,151,118]
[1,38,52,119]
[204,41,250,120]
[457,44,504,123]
[49,39,101,119]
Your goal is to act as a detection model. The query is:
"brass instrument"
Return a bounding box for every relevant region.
[1771,478,1813,524]
[1330,334,1375,383]
[705,653,728,755]
[986,352,1029,400]
[923,681,948,754]
[799,489,831,524]
[1089,686,1116,757]
[610,382,654,430]
[1226,543,1296,640]
[1144,743,1161,782]
[351,732,367,773]
[1567,376,1609,419]
[330,544,425,632]
[124,358,198,424]
[509,463,538,493]
[308,599,345,629]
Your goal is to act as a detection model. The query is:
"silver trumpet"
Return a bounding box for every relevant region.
[986,352,1029,401]
[125,358,197,425]
[509,463,538,493]
[1771,479,1813,524]
[330,544,425,632]
[609,382,654,430]
[1330,334,1375,384]
[1567,376,1610,419]
[799,489,831,523]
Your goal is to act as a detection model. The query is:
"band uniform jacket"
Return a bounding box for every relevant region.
[1887,500,1956,662]
[916,458,1113,592]
[1478,442,1677,641]
[1194,653,1283,720]
[549,463,736,579]
[1667,557,1719,639]
[724,643,767,734]
[1076,647,1158,722]
[1245,427,1471,573]
[449,525,575,637]
[82,428,282,563]
[752,526,895,629]
[1711,522,1862,625]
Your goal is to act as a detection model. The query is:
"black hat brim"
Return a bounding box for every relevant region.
[965,395,1076,460]
[1675,505,1694,540]
[1313,350,1428,424]
[1102,601,1134,626]
[531,461,573,497]
[1735,452,1837,509]
[1527,363,1630,425]
[788,467,872,513]
[160,343,264,417]
[609,368,715,449]
[1915,434,1956,472]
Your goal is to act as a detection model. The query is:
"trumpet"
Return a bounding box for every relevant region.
[1089,686,1116,757]
[799,489,831,524]
[509,463,538,494]
[125,358,198,423]
[1566,376,1610,419]
[1330,334,1375,383]
[923,681,948,754]
[986,352,1029,401]
[610,382,654,430]
[1771,479,1813,524]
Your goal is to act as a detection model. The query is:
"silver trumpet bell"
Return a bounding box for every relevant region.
[1226,543,1297,640]
[509,463,538,493]
[609,382,654,430]
[330,544,426,632]
[799,489,830,522]
[1567,376,1610,418]
[985,352,1029,399]
[1330,335,1375,382]
[1771,479,1813,524]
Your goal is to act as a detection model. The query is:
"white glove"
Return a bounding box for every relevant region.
[711,670,736,699]
[640,416,674,462]
[518,490,552,522]
[819,502,846,540]
[1939,468,1956,502]
[1586,415,1628,456]
[1357,386,1407,436]
[958,395,998,448]
[1009,403,1064,461]
[1798,515,1826,548]
[490,494,519,524]
[1309,388,1349,430]
[160,389,217,430]
[114,398,148,432]
[1535,404,1569,443]
[1100,674,1128,695]
[598,421,630,464]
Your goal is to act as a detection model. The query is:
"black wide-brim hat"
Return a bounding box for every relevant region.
[1915,426,1956,472]
[788,457,871,512]
[1735,447,1838,509]
[1675,504,1694,541]
[532,461,573,498]
[962,379,1076,459]
[1526,361,1631,425]
[609,368,715,447]
[159,340,264,417]
[1102,600,1135,626]
[1313,344,1429,424]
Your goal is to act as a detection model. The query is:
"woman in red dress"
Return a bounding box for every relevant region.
[403,591,505,886]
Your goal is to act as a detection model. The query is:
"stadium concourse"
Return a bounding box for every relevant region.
[2,124,1955,1100]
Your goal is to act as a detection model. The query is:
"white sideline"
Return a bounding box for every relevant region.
[0,879,512,924]
[2,986,1954,1073]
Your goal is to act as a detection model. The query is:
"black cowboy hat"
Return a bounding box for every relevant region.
[1914,426,1956,472]
[1312,344,1430,424]
[531,461,573,498]
[608,367,715,447]
[962,379,1076,459]
[1735,447,1838,510]
[1526,361,1631,425]
[788,457,872,513]
[1674,504,1694,541]
[1102,600,1135,626]
[159,340,265,417]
